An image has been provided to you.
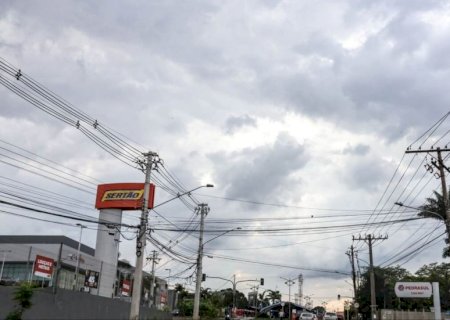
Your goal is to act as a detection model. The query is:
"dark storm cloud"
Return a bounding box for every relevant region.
[210,133,309,203]
[224,114,257,134]
[341,156,393,192]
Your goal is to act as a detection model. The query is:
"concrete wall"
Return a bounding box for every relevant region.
[0,286,172,320]
[380,309,445,320]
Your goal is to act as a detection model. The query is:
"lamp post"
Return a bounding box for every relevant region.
[130,180,213,320]
[282,277,295,320]
[73,223,86,291]
[165,268,171,289]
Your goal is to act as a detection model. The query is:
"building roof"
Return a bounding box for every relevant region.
[0,235,95,256]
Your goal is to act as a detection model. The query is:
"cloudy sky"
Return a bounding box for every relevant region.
[1,0,450,311]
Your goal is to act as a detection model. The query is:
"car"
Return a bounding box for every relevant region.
[323,312,337,320]
[0,277,17,286]
[171,309,180,316]
[299,312,315,320]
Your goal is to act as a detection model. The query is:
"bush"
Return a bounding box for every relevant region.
[6,283,34,320]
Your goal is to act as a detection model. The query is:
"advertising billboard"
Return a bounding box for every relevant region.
[95,183,156,210]
[33,255,54,279]
[395,282,433,298]
[122,279,131,296]
[84,269,100,288]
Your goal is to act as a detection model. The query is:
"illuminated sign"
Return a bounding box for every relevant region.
[95,183,155,210]
[33,255,54,279]
[395,282,432,298]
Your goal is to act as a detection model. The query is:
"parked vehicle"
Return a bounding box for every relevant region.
[0,277,17,286]
[299,312,314,320]
[323,312,337,320]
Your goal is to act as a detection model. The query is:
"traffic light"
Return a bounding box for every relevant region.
[202,273,206,282]
[260,278,264,286]
[337,294,341,300]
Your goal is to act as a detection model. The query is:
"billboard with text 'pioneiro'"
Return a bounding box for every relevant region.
[95,183,156,210]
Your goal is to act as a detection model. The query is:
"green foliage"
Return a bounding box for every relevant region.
[6,283,34,320]
[200,299,219,318]
[419,190,450,257]
[179,300,193,316]
[356,263,450,319]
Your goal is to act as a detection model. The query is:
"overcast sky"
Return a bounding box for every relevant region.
[1,0,450,311]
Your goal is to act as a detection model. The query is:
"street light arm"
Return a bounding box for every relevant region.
[152,184,214,209]
[204,275,234,285]
[203,227,242,247]
[235,279,260,285]
[395,202,444,220]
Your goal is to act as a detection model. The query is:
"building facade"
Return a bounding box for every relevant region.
[0,235,167,308]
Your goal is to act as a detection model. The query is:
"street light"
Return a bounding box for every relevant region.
[395,202,444,221]
[73,223,86,291]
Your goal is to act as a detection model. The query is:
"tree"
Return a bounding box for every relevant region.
[356,265,416,318]
[419,190,450,257]
[267,290,282,304]
[415,262,450,310]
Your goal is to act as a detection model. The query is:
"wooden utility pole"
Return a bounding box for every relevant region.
[353,234,387,320]
[405,147,450,238]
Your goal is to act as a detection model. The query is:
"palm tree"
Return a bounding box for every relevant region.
[267,290,282,304]
[419,190,450,257]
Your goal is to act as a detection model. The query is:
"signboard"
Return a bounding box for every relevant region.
[84,269,100,288]
[122,280,131,296]
[395,282,432,298]
[33,255,54,279]
[95,183,156,210]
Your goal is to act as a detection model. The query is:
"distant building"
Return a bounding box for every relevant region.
[0,235,167,308]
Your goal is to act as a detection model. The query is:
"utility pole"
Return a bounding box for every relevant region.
[73,223,86,291]
[346,245,357,297]
[346,245,358,318]
[193,203,209,320]
[147,250,160,307]
[130,151,158,320]
[353,235,387,320]
[282,277,295,320]
[405,147,450,239]
[298,274,303,307]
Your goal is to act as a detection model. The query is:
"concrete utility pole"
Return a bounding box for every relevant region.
[73,223,86,291]
[346,245,358,318]
[405,147,450,239]
[353,235,387,320]
[147,250,160,307]
[193,203,209,320]
[298,274,303,307]
[130,151,158,320]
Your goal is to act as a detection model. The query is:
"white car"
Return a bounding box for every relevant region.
[323,312,337,320]
[299,312,314,320]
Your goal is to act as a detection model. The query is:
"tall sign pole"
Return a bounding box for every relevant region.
[130,152,157,320]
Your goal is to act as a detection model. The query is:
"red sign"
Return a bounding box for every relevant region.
[33,255,54,279]
[95,183,156,210]
[122,280,131,296]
